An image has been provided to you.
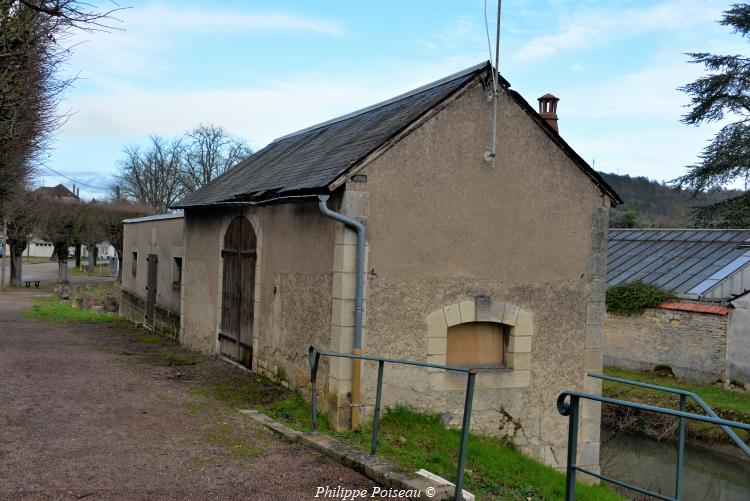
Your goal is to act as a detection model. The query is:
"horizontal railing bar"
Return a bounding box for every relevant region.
[589,372,694,397]
[310,345,475,373]
[588,372,750,458]
[574,467,675,501]
[558,391,750,431]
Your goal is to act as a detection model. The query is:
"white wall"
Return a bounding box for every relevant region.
[728,294,750,385]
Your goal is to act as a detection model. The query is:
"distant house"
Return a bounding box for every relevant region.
[32,183,80,203]
[139,61,624,470]
[605,229,750,384]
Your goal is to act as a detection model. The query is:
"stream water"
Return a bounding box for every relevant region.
[601,433,750,500]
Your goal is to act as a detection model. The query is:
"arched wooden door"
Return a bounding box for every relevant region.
[219,216,256,368]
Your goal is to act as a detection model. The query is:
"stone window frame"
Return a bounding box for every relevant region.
[426,299,533,390]
[214,212,263,369]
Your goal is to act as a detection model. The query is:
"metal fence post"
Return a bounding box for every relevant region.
[675,394,686,500]
[370,360,385,457]
[454,370,476,501]
[565,395,580,501]
[308,347,320,433]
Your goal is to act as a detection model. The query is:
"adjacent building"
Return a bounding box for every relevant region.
[120,212,184,339]
[605,229,750,384]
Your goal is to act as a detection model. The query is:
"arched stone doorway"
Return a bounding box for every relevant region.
[219,216,256,368]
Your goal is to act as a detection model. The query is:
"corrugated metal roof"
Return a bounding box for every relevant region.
[123,211,184,224]
[607,229,750,298]
[173,61,620,209]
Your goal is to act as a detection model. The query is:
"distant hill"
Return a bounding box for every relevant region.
[598,172,745,228]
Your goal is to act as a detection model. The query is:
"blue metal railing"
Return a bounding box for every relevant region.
[308,345,476,501]
[589,372,750,460]
[558,378,750,501]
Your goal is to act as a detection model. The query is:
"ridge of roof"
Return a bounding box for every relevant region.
[275,61,493,142]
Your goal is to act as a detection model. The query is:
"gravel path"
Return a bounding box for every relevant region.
[0,290,376,500]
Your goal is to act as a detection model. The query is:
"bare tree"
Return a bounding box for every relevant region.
[36,197,83,297]
[101,199,151,280]
[112,136,186,212]
[0,1,121,217]
[181,124,253,192]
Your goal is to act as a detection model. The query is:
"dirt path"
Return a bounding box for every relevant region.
[0,291,375,500]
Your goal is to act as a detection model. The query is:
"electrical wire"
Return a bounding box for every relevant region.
[40,165,110,190]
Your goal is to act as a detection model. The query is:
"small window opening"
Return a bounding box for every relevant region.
[132,252,138,277]
[447,321,505,368]
[172,257,183,291]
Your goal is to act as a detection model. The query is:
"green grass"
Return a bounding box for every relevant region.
[200,422,263,459]
[70,266,111,277]
[603,366,750,418]
[22,296,123,324]
[22,256,54,264]
[192,380,621,500]
[138,334,170,344]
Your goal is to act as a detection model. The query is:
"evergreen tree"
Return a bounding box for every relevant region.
[677,3,750,227]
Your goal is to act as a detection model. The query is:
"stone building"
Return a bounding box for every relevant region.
[121,213,184,338]
[170,62,620,470]
[605,229,750,384]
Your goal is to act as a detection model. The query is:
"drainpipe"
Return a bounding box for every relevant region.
[318,194,365,429]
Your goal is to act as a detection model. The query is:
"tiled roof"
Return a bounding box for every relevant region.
[33,184,77,199]
[658,301,731,316]
[173,62,620,208]
[607,229,750,297]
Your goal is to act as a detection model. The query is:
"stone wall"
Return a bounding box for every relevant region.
[120,288,180,339]
[604,307,729,382]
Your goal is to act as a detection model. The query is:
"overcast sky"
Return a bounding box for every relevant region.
[40,0,745,199]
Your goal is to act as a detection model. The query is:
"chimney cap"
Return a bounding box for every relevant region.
[538,93,559,102]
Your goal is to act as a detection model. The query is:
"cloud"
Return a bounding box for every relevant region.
[516,0,725,61]
[67,3,345,77]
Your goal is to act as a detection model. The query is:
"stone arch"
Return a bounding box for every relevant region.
[425,298,534,390]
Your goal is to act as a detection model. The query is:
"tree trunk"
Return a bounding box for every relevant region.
[54,242,70,298]
[74,243,81,268]
[87,242,97,272]
[8,239,27,287]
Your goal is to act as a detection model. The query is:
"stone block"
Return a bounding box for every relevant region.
[503,303,520,326]
[443,304,461,327]
[584,323,602,349]
[584,348,603,372]
[427,353,446,372]
[332,272,357,300]
[582,417,601,443]
[427,336,447,356]
[589,278,606,302]
[507,335,532,353]
[475,296,492,321]
[459,299,476,323]
[332,299,356,327]
[578,441,600,468]
[426,310,447,338]
[505,352,531,370]
[514,309,533,337]
[342,190,369,218]
[333,243,358,272]
[489,301,506,323]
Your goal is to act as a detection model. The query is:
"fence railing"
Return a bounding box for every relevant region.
[557,388,750,501]
[588,372,750,460]
[308,345,476,501]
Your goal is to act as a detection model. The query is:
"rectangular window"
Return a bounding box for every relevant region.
[132,252,138,277]
[447,322,505,368]
[172,257,183,291]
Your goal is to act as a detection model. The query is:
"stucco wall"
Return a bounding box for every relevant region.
[348,81,610,469]
[121,216,184,318]
[181,202,336,403]
[728,294,750,385]
[604,308,729,382]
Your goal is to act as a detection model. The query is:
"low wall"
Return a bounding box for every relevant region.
[120,288,180,340]
[604,306,729,383]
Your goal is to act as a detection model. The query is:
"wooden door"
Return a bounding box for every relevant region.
[219,216,256,368]
[146,254,158,327]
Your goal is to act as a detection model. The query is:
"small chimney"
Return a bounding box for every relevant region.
[537,93,559,132]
